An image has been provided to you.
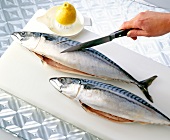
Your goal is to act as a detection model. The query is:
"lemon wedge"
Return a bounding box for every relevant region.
[56,2,76,25]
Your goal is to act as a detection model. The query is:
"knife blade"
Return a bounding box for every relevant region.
[61,29,131,53]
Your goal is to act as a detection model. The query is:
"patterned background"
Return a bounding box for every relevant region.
[0,89,100,140]
[0,88,100,140]
[0,0,170,66]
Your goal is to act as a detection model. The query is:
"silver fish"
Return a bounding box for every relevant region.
[49,77,170,125]
[12,31,157,102]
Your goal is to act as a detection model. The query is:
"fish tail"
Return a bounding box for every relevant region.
[137,75,158,103]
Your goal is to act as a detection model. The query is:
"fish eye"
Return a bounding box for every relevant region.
[20,32,26,37]
[59,78,65,84]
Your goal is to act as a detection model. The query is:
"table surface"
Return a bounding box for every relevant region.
[0,0,170,140]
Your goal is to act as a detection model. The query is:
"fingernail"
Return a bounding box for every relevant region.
[127,32,131,37]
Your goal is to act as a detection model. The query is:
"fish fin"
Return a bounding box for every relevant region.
[79,100,133,123]
[138,75,158,103]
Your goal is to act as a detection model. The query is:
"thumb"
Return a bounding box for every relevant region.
[127,29,148,37]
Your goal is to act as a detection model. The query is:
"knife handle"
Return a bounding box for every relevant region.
[110,29,132,40]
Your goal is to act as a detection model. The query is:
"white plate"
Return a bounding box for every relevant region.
[37,6,84,36]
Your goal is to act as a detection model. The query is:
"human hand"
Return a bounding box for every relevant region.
[120,11,170,40]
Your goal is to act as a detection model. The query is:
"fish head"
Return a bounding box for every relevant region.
[11,32,41,50]
[49,77,81,99]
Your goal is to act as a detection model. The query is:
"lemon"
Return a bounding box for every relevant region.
[56,2,76,25]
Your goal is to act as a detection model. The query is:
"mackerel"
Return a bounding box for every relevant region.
[50,77,170,125]
[12,31,157,102]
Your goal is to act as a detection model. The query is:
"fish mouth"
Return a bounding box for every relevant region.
[49,78,63,92]
[11,32,22,42]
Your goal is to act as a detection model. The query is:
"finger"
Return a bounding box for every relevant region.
[131,37,137,40]
[119,20,135,30]
[127,29,149,37]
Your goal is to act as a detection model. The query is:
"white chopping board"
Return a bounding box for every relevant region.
[0,9,170,140]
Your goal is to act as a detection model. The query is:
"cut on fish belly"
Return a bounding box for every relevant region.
[49,77,170,125]
[12,31,157,102]
[41,55,94,76]
[80,101,134,123]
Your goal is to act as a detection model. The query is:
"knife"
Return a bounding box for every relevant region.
[61,29,131,53]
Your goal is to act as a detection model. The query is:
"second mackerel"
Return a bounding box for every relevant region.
[12,31,157,102]
[50,77,170,125]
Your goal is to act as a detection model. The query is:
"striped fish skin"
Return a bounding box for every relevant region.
[12,31,157,102]
[50,77,170,125]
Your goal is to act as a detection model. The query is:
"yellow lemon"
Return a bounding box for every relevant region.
[56,2,76,25]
